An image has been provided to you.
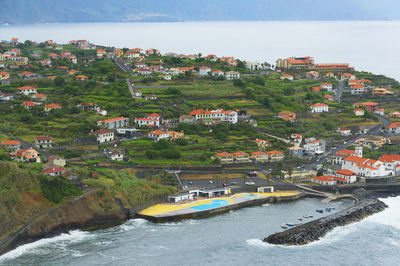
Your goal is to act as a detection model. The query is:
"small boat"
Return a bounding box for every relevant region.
[325,208,332,212]
[281,223,288,229]
[298,218,303,221]
[308,215,313,218]
[316,209,324,213]
[285,223,295,227]
[303,215,310,218]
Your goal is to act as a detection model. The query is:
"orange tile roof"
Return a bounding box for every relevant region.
[266,150,283,155]
[33,94,46,98]
[91,128,113,135]
[22,101,36,107]
[379,155,400,163]
[356,164,376,170]
[149,130,167,136]
[45,103,61,108]
[0,140,20,145]
[147,113,160,117]
[216,152,233,157]
[232,151,249,156]
[311,103,328,107]
[101,117,129,123]
[386,122,400,128]
[251,151,268,155]
[312,176,336,182]
[17,86,37,91]
[336,169,356,176]
[344,156,368,164]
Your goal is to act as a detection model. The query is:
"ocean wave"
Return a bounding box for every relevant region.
[0,230,89,262]
[365,196,400,230]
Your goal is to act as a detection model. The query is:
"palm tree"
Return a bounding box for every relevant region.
[213,175,220,187]
[287,167,293,182]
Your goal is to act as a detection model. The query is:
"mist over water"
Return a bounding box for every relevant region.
[0,21,399,81]
[1,197,399,265]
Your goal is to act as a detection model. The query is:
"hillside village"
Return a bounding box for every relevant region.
[0,38,400,196]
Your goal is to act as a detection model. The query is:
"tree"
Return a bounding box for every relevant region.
[54,76,65,87]
[287,167,293,182]
[242,174,248,185]
[233,79,245,87]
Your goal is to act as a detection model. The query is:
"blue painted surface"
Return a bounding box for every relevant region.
[190,200,230,210]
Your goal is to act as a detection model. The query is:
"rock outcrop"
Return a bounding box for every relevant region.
[264,198,387,245]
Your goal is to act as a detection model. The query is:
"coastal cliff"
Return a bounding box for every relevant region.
[0,191,128,256]
[264,197,388,245]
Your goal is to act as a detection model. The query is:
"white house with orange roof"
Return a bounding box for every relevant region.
[304,138,326,155]
[374,108,385,116]
[225,71,240,80]
[135,113,161,127]
[311,176,339,186]
[332,147,361,164]
[199,67,211,76]
[204,54,218,61]
[325,94,334,101]
[148,130,170,141]
[17,86,37,95]
[0,140,21,151]
[266,150,284,162]
[12,148,41,163]
[335,169,357,184]
[351,84,366,94]
[189,109,238,124]
[280,74,293,81]
[336,127,352,136]
[97,117,129,129]
[212,70,224,77]
[44,103,62,112]
[255,138,270,149]
[353,108,365,117]
[216,152,234,163]
[31,94,46,101]
[378,155,400,173]
[310,103,328,113]
[385,122,400,134]
[341,73,356,80]
[90,128,114,144]
[320,83,333,91]
[251,151,269,162]
[342,155,388,179]
[22,101,37,109]
[232,151,250,163]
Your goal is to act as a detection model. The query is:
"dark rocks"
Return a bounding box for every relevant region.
[264,198,388,245]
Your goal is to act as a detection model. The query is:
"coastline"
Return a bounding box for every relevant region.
[0,186,397,257]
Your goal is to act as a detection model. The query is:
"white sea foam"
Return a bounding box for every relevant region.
[246,239,273,248]
[0,230,89,262]
[262,203,270,207]
[365,196,400,230]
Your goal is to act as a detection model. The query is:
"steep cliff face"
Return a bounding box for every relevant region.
[0,191,127,256]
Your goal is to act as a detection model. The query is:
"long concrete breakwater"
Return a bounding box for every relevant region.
[264,198,387,245]
[138,192,305,223]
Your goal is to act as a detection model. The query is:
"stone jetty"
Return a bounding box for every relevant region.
[264,197,387,245]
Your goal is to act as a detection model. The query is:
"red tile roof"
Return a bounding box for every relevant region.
[216,152,233,157]
[22,101,36,107]
[43,167,67,174]
[336,169,356,176]
[379,155,400,163]
[101,117,129,123]
[266,150,283,155]
[17,85,37,91]
[344,156,368,164]
[232,151,249,156]
[311,103,328,107]
[45,103,61,108]
[91,128,113,135]
[0,140,20,145]
[36,136,52,141]
[312,176,336,182]
[149,130,167,136]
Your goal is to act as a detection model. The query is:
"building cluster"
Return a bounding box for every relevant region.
[276,56,354,72]
[216,150,284,164]
[289,137,326,157]
[317,146,400,186]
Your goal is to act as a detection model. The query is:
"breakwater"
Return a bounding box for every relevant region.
[138,192,304,223]
[264,198,387,245]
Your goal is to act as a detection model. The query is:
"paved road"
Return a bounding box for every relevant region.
[335,80,345,102]
[115,57,132,74]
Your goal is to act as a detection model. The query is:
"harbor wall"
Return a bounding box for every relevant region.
[264,198,387,245]
[137,192,305,223]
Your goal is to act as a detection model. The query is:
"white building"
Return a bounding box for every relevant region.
[110,151,124,161]
[342,156,388,179]
[199,67,211,76]
[320,83,333,91]
[97,117,129,129]
[303,139,326,155]
[335,169,357,184]
[91,129,114,144]
[310,103,329,113]
[311,176,337,186]
[17,86,37,95]
[225,71,240,80]
[212,70,224,77]
[135,113,161,127]
[42,167,67,177]
[280,74,293,81]
[148,130,170,141]
[168,192,194,203]
[336,127,351,136]
[378,155,400,173]
[189,109,238,124]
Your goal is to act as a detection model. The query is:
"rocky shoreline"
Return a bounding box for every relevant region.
[264,190,388,245]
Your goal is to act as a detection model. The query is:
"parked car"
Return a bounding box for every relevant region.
[245,181,255,185]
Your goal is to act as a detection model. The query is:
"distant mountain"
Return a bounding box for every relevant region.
[1,0,400,24]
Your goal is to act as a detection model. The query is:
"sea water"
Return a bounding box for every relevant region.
[0,21,399,81]
[1,197,399,265]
